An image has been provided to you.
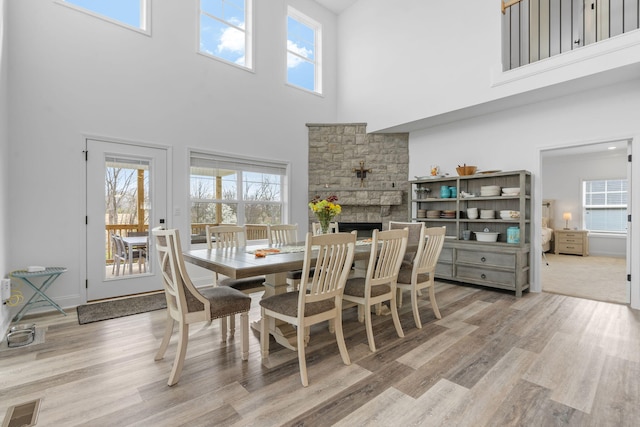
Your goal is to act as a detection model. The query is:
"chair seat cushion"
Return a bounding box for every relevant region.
[286,267,315,280]
[259,291,335,317]
[199,286,251,319]
[219,276,265,292]
[343,277,391,298]
[397,261,429,284]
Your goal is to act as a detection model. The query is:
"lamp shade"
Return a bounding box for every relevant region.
[562,212,572,221]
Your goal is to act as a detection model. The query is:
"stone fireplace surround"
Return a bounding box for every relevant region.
[307,123,409,232]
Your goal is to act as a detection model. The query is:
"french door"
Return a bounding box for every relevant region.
[86,138,168,301]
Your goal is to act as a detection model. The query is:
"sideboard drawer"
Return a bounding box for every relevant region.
[456,250,515,269]
[455,265,515,288]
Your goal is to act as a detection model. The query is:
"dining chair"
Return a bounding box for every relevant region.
[389,221,424,260]
[205,225,265,335]
[111,233,127,276]
[152,227,251,386]
[396,226,446,328]
[267,224,307,290]
[312,222,339,235]
[245,224,268,241]
[260,231,356,387]
[267,223,298,245]
[342,228,408,352]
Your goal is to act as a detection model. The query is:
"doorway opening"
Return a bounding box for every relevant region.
[540,139,630,304]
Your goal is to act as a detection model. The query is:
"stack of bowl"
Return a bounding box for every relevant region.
[500,210,520,220]
[427,210,441,219]
[480,185,501,197]
[417,209,426,218]
[502,187,520,196]
[480,209,495,219]
[441,210,456,219]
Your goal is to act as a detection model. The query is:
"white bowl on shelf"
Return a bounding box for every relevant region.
[474,231,500,242]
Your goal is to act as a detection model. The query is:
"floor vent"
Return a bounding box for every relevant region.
[2,398,41,427]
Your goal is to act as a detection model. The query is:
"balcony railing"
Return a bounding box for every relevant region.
[502,0,640,71]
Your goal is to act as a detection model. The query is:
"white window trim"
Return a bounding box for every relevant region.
[54,0,151,36]
[286,6,322,94]
[197,0,254,71]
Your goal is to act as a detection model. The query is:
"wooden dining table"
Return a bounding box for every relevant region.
[183,239,374,350]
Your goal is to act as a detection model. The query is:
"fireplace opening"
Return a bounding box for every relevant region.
[338,222,383,238]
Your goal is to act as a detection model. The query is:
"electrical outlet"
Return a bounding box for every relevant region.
[1,278,10,302]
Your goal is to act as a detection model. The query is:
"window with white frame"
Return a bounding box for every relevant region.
[190,151,287,233]
[57,0,149,32]
[583,179,628,233]
[287,7,322,93]
[199,0,253,69]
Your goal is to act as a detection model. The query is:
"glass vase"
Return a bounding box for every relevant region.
[319,217,330,234]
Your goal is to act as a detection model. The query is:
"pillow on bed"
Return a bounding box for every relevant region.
[542,217,549,228]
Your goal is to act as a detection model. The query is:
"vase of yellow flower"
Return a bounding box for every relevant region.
[309,195,341,234]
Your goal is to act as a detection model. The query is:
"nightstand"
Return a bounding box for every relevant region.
[554,229,589,256]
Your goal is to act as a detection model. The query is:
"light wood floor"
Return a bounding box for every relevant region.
[2,283,640,426]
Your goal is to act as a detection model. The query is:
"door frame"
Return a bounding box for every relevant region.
[83,134,172,302]
[537,135,637,308]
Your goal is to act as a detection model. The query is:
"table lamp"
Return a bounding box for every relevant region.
[563,212,572,230]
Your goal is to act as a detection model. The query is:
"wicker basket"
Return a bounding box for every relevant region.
[456,165,477,176]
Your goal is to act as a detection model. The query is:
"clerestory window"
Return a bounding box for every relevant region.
[287,7,322,94]
[199,0,253,69]
[56,0,149,33]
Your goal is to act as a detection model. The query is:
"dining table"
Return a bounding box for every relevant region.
[121,235,149,274]
[183,238,374,350]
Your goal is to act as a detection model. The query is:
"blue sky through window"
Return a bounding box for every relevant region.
[63,0,142,28]
[200,0,247,67]
[287,15,316,92]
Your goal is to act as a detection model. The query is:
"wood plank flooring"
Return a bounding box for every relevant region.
[1,282,639,426]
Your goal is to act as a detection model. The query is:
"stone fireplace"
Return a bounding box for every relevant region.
[307,123,409,232]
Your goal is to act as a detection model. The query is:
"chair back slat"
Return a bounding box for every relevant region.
[415,226,446,274]
[245,224,268,240]
[301,232,356,304]
[368,228,408,287]
[267,224,298,245]
[206,225,246,249]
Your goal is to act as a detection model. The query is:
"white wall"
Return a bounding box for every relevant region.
[5,0,338,311]
[0,0,10,334]
[406,79,640,306]
[542,149,628,257]
[337,0,640,132]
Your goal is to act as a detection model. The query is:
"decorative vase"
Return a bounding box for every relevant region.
[319,217,331,234]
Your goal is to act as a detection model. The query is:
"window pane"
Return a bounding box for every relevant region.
[200,15,246,66]
[287,53,315,91]
[63,0,142,29]
[287,9,319,93]
[244,172,281,202]
[245,204,282,224]
[585,208,627,232]
[287,17,315,61]
[200,0,248,67]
